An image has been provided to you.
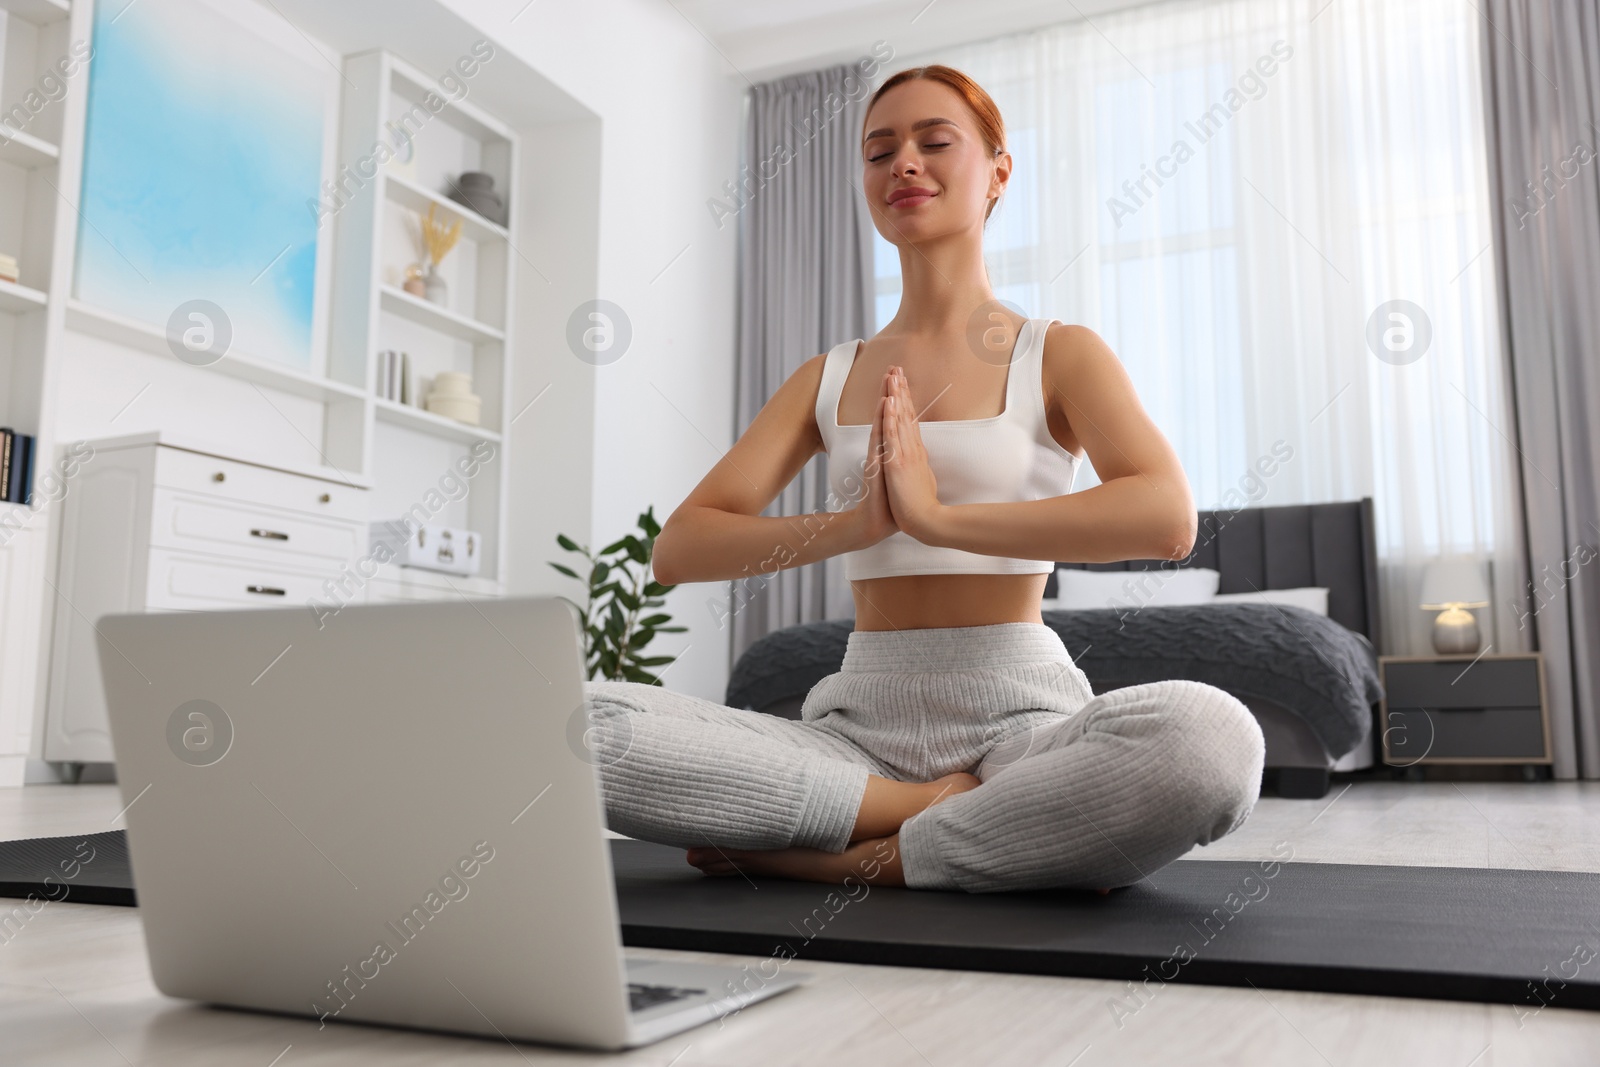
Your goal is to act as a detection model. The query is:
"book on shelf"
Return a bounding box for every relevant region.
[0,428,34,505]
[377,350,398,403]
[12,433,32,503]
[375,349,414,404]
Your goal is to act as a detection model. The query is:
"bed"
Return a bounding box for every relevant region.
[724,498,1384,799]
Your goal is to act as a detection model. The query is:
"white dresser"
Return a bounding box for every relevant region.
[44,434,371,765]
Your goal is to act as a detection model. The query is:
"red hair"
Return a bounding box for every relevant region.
[862,65,1008,221]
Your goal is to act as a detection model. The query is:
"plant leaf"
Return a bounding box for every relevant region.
[556,533,580,551]
[549,562,580,579]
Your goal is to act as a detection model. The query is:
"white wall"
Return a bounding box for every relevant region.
[444,0,744,701]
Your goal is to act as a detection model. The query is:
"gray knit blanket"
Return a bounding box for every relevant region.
[725,605,1382,758]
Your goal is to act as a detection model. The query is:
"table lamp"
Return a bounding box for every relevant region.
[1419,557,1490,654]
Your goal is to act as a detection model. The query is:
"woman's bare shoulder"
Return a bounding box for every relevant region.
[772,349,834,412]
[672,349,838,520]
[732,349,836,454]
[1041,321,1107,359]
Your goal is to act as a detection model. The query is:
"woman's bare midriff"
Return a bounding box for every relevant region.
[850,571,1051,631]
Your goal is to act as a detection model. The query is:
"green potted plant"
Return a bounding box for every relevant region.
[550,505,686,684]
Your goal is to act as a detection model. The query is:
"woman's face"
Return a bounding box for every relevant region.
[861,79,1008,246]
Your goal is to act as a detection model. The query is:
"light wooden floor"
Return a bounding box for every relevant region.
[3,780,1599,1066]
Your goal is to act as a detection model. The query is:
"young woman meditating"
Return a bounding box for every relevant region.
[581,64,1265,894]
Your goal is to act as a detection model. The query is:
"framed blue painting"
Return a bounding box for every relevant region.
[73,0,338,373]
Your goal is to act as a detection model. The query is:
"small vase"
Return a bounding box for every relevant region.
[423,263,448,306]
[402,263,427,298]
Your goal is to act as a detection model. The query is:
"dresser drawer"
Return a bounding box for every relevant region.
[145,548,334,611]
[1383,657,1539,709]
[150,488,364,566]
[151,446,366,522]
[1384,706,1548,761]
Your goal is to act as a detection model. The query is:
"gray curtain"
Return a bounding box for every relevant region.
[1480,0,1600,778]
[729,63,876,668]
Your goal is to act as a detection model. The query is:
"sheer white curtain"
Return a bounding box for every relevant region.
[872,0,1525,657]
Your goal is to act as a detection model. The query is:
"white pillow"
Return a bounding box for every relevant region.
[1053,566,1220,611]
[1209,586,1330,616]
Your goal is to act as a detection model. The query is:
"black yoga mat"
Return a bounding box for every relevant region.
[613,841,1600,1014]
[0,830,134,906]
[3,832,1596,1015]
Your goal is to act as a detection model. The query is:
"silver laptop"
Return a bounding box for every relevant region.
[95,595,806,1051]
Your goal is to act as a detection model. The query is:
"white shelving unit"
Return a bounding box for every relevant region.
[328,48,517,600]
[0,0,76,785]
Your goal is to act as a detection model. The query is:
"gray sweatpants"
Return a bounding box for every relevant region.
[581,621,1264,893]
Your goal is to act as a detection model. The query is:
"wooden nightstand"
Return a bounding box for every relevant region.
[1378,653,1551,766]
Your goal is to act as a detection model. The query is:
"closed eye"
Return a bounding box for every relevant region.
[866,141,953,164]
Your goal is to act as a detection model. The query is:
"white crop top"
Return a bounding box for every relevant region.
[816,317,1082,581]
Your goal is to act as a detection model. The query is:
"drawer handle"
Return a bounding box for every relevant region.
[250,528,290,542]
[246,585,286,596]
[213,472,226,483]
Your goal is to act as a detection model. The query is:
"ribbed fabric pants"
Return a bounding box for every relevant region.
[581,622,1265,893]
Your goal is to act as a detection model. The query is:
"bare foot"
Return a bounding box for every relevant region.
[686,834,905,886]
[685,836,1117,894]
[849,771,982,843]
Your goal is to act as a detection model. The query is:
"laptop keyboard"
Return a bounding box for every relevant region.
[628,981,708,1012]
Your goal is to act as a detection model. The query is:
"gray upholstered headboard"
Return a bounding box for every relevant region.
[1044,497,1381,649]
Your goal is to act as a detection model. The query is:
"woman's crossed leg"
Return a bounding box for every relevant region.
[580,680,980,875]
[894,679,1266,893]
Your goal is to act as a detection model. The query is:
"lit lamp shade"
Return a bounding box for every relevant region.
[1419,557,1490,654]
